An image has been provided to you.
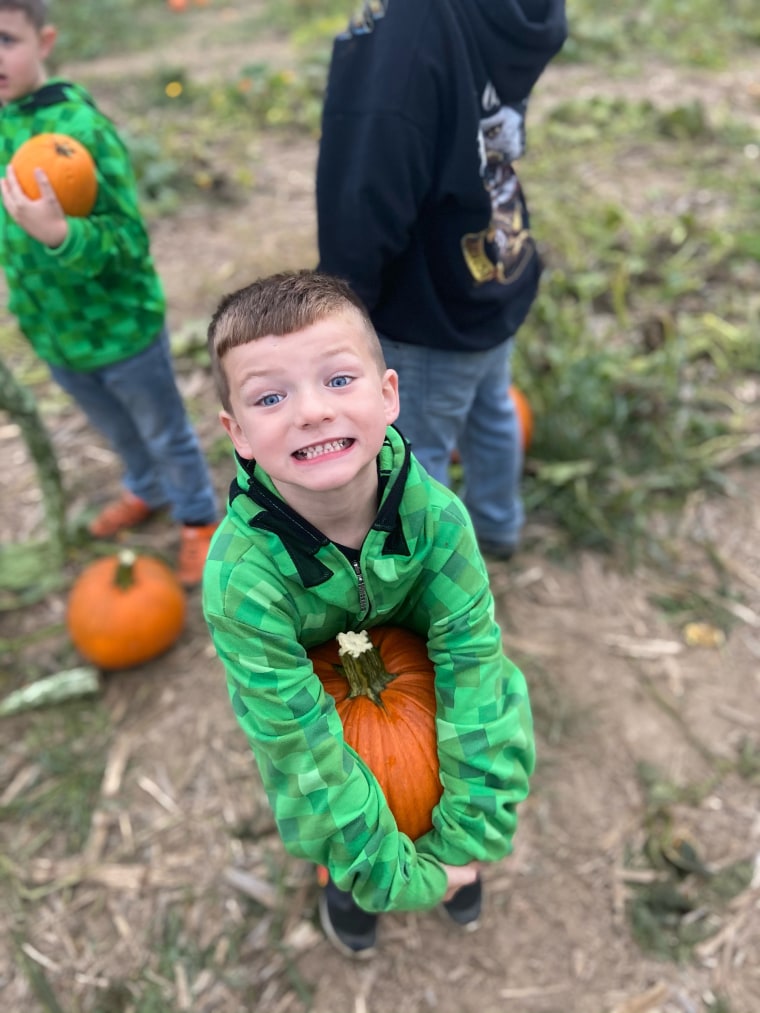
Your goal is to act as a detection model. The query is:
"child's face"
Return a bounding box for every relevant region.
[0,10,55,104]
[219,309,400,499]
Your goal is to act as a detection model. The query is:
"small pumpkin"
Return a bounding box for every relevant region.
[509,384,533,451]
[11,133,98,217]
[308,627,442,840]
[67,549,186,670]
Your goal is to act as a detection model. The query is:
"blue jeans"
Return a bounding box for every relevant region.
[50,330,217,525]
[379,337,524,551]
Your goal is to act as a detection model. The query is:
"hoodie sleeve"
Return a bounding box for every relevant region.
[401,504,536,867]
[45,108,153,278]
[203,545,449,914]
[317,108,434,313]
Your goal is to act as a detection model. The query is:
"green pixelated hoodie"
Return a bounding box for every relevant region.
[0,79,165,370]
[203,427,535,913]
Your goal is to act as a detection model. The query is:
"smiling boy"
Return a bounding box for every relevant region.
[216,296,397,545]
[203,270,535,957]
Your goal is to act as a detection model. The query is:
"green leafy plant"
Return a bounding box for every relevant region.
[51,0,174,63]
[562,0,760,68]
[511,95,759,559]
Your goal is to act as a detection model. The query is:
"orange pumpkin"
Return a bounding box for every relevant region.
[11,133,98,217]
[308,627,442,840]
[67,549,186,670]
[509,384,533,451]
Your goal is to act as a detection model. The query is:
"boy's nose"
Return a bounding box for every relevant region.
[295,388,335,425]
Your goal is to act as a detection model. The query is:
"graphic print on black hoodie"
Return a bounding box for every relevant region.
[463,90,533,287]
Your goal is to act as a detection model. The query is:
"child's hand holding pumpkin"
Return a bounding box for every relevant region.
[1,164,68,249]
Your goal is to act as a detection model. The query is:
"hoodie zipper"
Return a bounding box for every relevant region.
[351,559,369,614]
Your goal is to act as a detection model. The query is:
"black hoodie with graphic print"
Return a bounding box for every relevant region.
[316,0,567,352]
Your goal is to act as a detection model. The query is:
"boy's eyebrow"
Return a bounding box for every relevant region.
[235,340,366,377]
[319,342,366,360]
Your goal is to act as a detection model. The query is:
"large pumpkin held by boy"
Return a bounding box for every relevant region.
[309,626,443,841]
[11,133,98,217]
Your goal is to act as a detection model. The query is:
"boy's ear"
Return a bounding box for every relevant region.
[382,368,400,426]
[39,25,57,61]
[219,409,254,460]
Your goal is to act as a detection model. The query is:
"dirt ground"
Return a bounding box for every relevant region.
[1,10,759,1013]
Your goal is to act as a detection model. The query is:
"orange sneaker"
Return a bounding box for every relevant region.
[88,491,157,538]
[177,522,218,588]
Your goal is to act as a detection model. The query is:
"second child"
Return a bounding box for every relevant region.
[0,0,218,585]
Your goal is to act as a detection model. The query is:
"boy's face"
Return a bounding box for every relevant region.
[219,309,399,501]
[0,10,55,104]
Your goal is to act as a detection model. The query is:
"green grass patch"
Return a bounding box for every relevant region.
[625,759,757,963]
[0,704,111,856]
[51,0,176,64]
[563,0,760,68]
[514,95,759,559]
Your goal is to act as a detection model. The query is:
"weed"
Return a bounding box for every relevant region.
[0,704,110,855]
[51,0,174,64]
[735,737,760,782]
[563,0,760,69]
[625,757,758,963]
[705,1000,738,1013]
[512,92,759,560]
[259,0,350,37]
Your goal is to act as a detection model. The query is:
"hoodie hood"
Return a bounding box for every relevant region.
[448,0,567,105]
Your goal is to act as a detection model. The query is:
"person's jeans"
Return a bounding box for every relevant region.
[379,336,524,551]
[50,329,217,525]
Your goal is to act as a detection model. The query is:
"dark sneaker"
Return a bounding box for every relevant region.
[442,876,482,931]
[477,539,516,561]
[317,872,378,959]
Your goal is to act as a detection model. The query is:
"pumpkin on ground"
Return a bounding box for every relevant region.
[11,133,98,217]
[67,549,186,670]
[308,626,442,840]
[509,384,534,451]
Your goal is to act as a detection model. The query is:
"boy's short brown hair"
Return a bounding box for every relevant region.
[208,270,386,414]
[0,0,50,29]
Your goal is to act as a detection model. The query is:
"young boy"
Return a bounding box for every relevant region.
[0,0,218,586]
[203,270,535,958]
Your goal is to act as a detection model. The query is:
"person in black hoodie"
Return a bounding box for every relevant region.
[317,0,567,563]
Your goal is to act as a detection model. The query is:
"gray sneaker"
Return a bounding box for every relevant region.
[477,540,516,561]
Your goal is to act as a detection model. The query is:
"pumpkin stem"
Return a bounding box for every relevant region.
[114,549,137,591]
[336,630,396,706]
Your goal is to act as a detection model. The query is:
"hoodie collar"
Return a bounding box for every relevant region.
[229,427,412,586]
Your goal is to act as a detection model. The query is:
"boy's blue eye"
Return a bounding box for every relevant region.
[257,392,283,407]
[329,374,352,388]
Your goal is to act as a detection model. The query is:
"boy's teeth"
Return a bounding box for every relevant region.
[295,439,348,460]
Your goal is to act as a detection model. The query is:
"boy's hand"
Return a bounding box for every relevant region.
[441,862,480,901]
[1,166,69,248]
